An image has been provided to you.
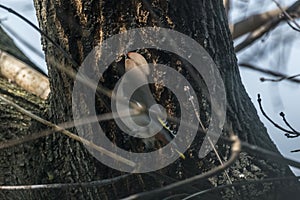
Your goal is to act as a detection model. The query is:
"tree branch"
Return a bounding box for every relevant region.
[0,174,130,190]
[232,7,284,39]
[239,63,300,84]
[182,176,300,199]
[234,0,300,52]
[121,135,241,200]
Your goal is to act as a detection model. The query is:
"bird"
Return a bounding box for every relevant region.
[115,52,185,159]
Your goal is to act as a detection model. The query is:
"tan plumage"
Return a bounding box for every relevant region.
[123,52,185,159]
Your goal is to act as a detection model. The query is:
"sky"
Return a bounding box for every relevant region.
[0,0,299,175]
[232,0,300,175]
[0,0,47,73]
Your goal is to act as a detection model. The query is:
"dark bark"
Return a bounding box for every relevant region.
[0,78,47,199]
[0,0,299,199]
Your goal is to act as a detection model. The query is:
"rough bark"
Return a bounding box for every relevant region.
[0,78,48,199]
[0,0,299,199]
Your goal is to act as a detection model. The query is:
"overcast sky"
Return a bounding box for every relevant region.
[232,0,300,175]
[0,0,299,175]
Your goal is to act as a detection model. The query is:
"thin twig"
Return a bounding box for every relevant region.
[284,18,300,32]
[184,85,237,195]
[279,112,300,138]
[257,94,300,139]
[166,114,300,169]
[3,92,300,173]
[235,19,279,52]
[0,94,136,168]
[241,140,300,169]
[262,73,300,83]
[257,94,296,134]
[239,63,300,84]
[0,4,135,111]
[0,4,78,67]
[280,112,299,134]
[232,7,285,39]
[120,135,241,200]
[0,107,139,150]
[0,174,130,190]
[182,176,300,199]
[272,0,300,30]
[235,0,300,52]
[161,193,189,200]
[0,22,45,60]
[2,92,300,191]
[291,149,300,153]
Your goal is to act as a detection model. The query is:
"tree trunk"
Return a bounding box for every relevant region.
[1,0,299,199]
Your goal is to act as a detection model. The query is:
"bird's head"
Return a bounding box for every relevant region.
[125,52,150,75]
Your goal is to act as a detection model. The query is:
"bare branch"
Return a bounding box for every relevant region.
[261,73,300,82]
[162,193,189,200]
[285,19,300,32]
[0,22,45,59]
[232,7,283,39]
[234,0,300,52]
[272,0,300,30]
[0,94,137,168]
[2,92,300,195]
[257,94,297,134]
[164,115,300,170]
[257,94,300,152]
[235,19,279,52]
[239,63,300,84]
[0,4,78,67]
[0,108,136,150]
[184,85,238,197]
[291,149,300,153]
[223,0,230,16]
[279,112,300,137]
[182,176,300,199]
[0,50,50,99]
[121,135,241,200]
[240,139,300,169]
[0,174,130,190]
